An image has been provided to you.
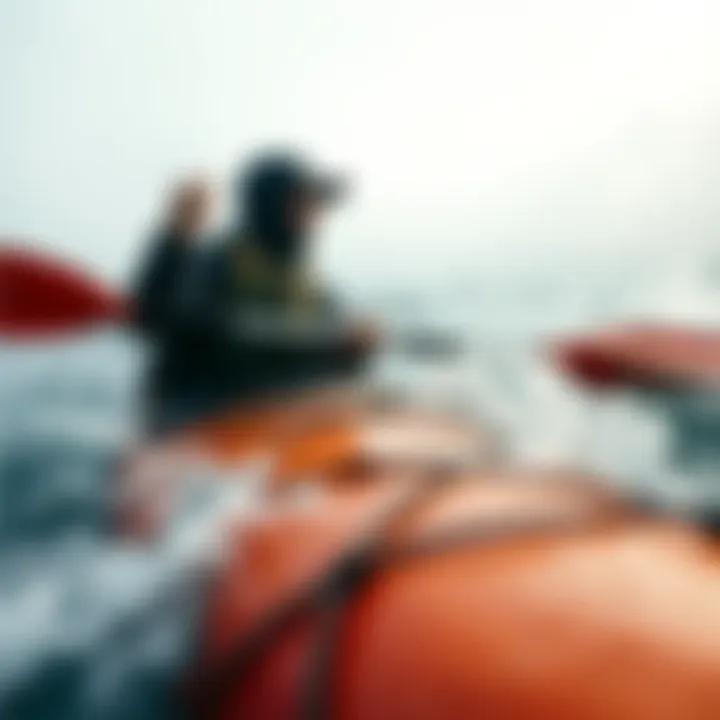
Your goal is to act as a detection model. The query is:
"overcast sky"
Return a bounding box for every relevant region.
[1,0,719,287]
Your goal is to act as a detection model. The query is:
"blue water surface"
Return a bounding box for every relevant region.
[2,259,720,718]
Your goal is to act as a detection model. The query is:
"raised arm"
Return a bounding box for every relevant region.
[129,180,211,337]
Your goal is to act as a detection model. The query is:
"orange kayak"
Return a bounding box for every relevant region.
[556,324,720,391]
[121,390,720,719]
[192,471,720,720]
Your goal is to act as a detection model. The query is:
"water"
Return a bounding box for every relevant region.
[1,259,720,718]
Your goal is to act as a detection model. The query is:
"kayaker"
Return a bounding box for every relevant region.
[131,151,378,435]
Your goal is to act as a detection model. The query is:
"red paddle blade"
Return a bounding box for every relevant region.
[0,244,127,339]
[555,325,720,390]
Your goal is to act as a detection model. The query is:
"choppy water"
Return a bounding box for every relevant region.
[2,259,720,718]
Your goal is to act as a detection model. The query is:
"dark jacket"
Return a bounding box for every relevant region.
[131,230,365,434]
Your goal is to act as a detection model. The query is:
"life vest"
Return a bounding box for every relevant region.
[230,234,327,320]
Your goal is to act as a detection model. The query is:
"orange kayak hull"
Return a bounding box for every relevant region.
[122,392,720,718]
[196,475,720,720]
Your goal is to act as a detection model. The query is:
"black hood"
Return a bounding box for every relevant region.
[238,152,345,266]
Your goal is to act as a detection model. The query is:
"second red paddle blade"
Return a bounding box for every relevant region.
[556,324,720,390]
[0,244,127,339]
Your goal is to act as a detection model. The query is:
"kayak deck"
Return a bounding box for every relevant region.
[119,390,500,536]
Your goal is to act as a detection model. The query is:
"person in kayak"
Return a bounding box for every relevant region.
[131,151,377,435]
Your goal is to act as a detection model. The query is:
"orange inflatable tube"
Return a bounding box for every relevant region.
[192,473,720,720]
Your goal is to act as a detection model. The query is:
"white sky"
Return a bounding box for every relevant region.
[1,0,719,286]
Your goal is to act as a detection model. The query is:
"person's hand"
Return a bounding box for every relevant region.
[346,319,382,354]
[165,177,213,240]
